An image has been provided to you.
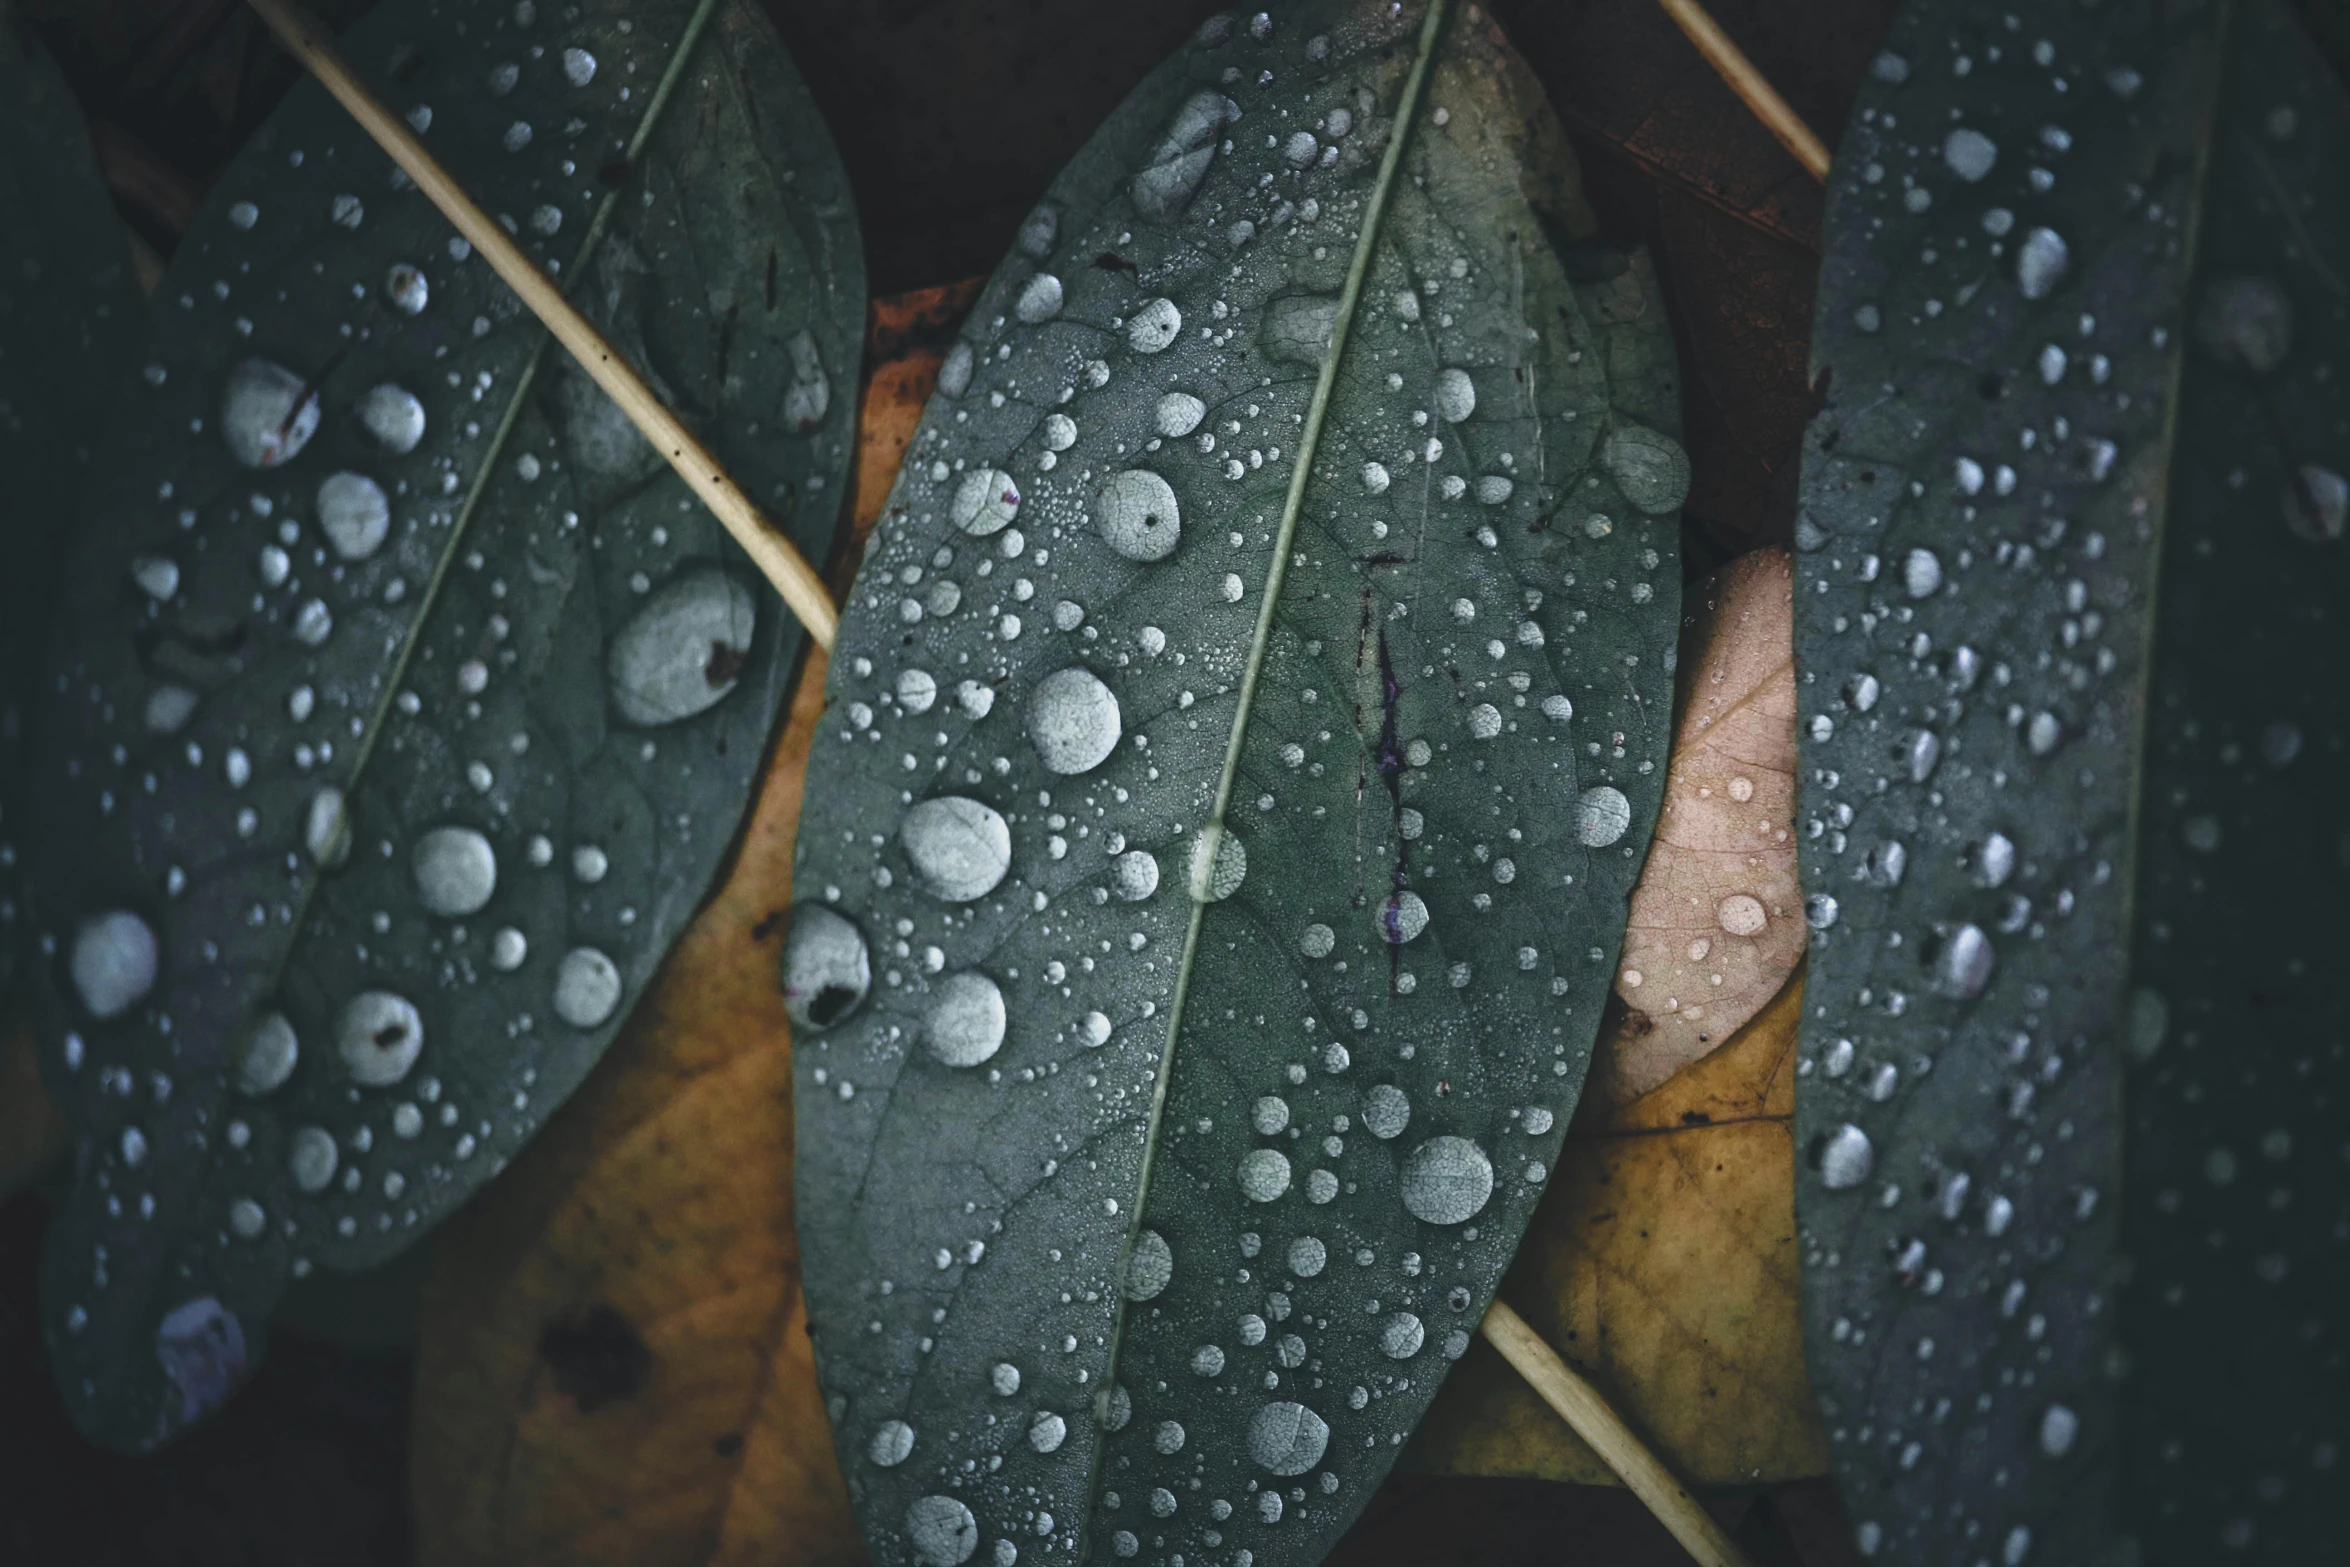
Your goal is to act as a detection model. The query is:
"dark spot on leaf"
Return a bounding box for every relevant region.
[372,1023,408,1049]
[809,984,860,1027]
[764,250,778,310]
[713,1432,745,1458]
[705,639,750,688]
[599,159,631,186]
[1093,251,1137,274]
[538,1303,650,1413]
[1680,1110,1712,1125]
[1809,365,1836,415]
[750,909,786,942]
[1976,371,2005,400]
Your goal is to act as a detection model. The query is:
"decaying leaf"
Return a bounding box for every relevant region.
[1404,970,1825,1487]
[20,0,862,1451]
[0,23,145,995]
[788,4,1688,1565]
[409,287,969,1567]
[1796,2,2349,1561]
[1591,548,1800,1106]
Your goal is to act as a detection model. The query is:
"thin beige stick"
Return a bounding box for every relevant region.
[243,0,839,649]
[1654,0,1831,182]
[1481,1299,1757,1567]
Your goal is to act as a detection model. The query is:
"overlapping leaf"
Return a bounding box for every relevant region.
[787,4,1685,1565]
[1795,1,2347,1560]
[0,24,144,997]
[19,0,860,1450]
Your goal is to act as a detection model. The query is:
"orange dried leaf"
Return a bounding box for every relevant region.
[1593,546,1801,1107]
[408,285,976,1567]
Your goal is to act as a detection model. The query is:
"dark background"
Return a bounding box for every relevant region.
[0,1,1904,1562]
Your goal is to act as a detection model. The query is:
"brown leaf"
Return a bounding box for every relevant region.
[408,286,975,1567]
[1594,547,1800,1106]
[1403,968,1826,1488]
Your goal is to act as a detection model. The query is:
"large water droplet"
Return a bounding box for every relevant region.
[338,991,423,1085]
[1363,1084,1411,1140]
[1376,890,1429,944]
[901,797,1011,903]
[1097,470,1181,561]
[1399,1136,1493,1225]
[358,384,426,453]
[1433,367,1477,423]
[1238,1147,1292,1202]
[2016,228,2069,299]
[145,684,200,735]
[950,468,1021,536]
[1110,848,1160,902]
[906,1495,978,1567]
[1577,786,1633,847]
[1155,391,1206,437]
[1817,1123,1875,1189]
[871,1419,915,1467]
[1126,1229,1174,1301]
[1260,294,1339,365]
[156,1298,246,1427]
[2286,464,2347,541]
[289,1125,339,1192]
[561,46,597,85]
[782,905,870,1031]
[783,330,830,433]
[1942,127,1998,181]
[1929,922,1995,999]
[1025,668,1122,774]
[306,787,353,867]
[412,826,497,917]
[925,971,1007,1067]
[607,568,757,728]
[235,1012,299,1095]
[222,359,320,468]
[384,263,428,316]
[1015,273,1064,325]
[1601,425,1691,514]
[70,910,159,1019]
[1379,1311,1426,1359]
[554,947,623,1028]
[1127,296,1183,354]
[1189,825,1246,901]
[1130,90,1227,221]
[1247,1401,1330,1475]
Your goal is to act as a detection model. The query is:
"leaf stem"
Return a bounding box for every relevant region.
[242,0,840,647]
[1653,0,1830,182]
[1480,1299,1758,1567]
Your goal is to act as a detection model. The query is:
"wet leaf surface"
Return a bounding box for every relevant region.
[1593,547,1801,1106]
[0,26,145,996]
[789,5,1686,1564]
[408,286,962,1567]
[1405,971,1825,1487]
[1795,2,2347,1560]
[18,0,861,1451]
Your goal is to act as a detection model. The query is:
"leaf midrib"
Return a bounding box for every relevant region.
[255,0,728,1009]
[1086,0,1455,1532]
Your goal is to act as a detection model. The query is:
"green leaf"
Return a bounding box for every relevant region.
[787,4,1684,1564]
[19,0,861,1451]
[1795,2,2348,1560]
[0,27,144,996]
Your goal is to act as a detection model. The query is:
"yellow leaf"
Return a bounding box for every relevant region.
[1592,547,1801,1106]
[1403,968,1828,1487]
[410,284,978,1567]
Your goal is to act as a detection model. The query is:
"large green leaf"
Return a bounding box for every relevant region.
[1795,1,2347,1560]
[0,23,144,996]
[787,4,1684,1564]
[19,0,861,1451]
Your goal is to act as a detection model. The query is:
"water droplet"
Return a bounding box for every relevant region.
[605,567,758,727]
[2128,988,2168,1063]
[554,948,622,1028]
[1015,273,1064,325]
[306,787,353,868]
[289,1125,339,1191]
[235,1012,298,1095]
[1806,892,1841,929]
[905,1494,978,1567]
[1817,1123,1874,1189]
[1363,1084,1411,1141]
[561,46,596,85]
[358,383,426,454]
[1025,668,1122,775]
[70,910,159,1019]
[1360,461,1391,496]
[1130,90,1228,221]
[1110,848,1160,902]
[1288,1235,1327,1275]
[2286,464,2347,541]
[1379,1311,1425,1359]
[331,193,365,228]
[156,1298,246,1427]
[1189,825,1246,901]
[1930,923,1995,999]
[383,262,428,315]
[412,826,497,917]
[1467,703,1502,740]
[1943,127,1998,181]
[782,905,871,1031]
[991,1362,1021,1395]
[1576,786,1632,847]
[950,468,1021,536]
[293,598,334,647]
[1029,1410,1067,1452]
[1238,1147,1292,1202]
[1126,1229,1174,1300]
[228,1198,266,1239]
[1042,414,1077,453]
[145,684,200,735]
[1097,470,1181,561]
[2026,711,2062,756]
[1015,203,1058,257]
[1299,923,1335,958]
[132,555,180,601]
[2039,1404,2079,1458]
[955,679,996,718]
[1716,894,1768,936]
[901,797,1011,903]
[870,1419,915,1466]
[490,928,527,972]
[1376,889,1429,944]
[1247,1401,1330,1475]
[2016,228,2069,300]
[925,972,1006,1067]
[937,342,974,398]
[1433,367,1476,423]
[222,359,319,468]
[1399,1136,1493,1224]
[1127,296,1183,353]
[1156,392,1206,438]
[1601,425,1691,514]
